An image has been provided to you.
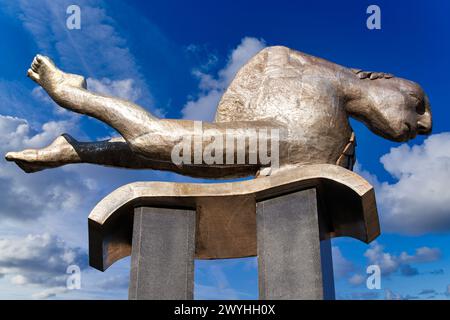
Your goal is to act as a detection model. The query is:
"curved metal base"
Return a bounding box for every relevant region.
[88,164,380,271]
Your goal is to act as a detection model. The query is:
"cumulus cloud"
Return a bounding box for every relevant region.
[32,287,68,300]
[355,132,450,234]
[182,37,266,121]
[333,241,442,291]
[0,0,181,299]
[332,246,354,278]
[0,233,86,299]
[0,116,74,149]
[364,242,440,277]
[348,274,366,286]
[362,133,450,234]
[0,114,95,220]
[399,246,441,263]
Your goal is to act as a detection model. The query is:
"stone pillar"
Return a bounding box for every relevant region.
[128,207,196,300]
[257,188,335,299]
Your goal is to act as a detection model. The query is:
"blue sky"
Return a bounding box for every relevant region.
[0,0,449,299]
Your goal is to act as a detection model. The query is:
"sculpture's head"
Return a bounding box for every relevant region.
[346,71,432,142]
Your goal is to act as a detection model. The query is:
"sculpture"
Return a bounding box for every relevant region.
[3,45,433,300]
[5,45,432,178]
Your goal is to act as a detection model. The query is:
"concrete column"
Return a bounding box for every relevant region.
[257,188,335,300]
[129,207,196,300]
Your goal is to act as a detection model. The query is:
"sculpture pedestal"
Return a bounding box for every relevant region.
[128,188,334,300]
[129,207,196,300]
[87,164,380,300]
[257,189,335,300]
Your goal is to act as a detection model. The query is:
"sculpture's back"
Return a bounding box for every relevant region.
[215,46,355,170]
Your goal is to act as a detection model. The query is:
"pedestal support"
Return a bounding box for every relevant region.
[128,207,196,300]
[257,188,335,300]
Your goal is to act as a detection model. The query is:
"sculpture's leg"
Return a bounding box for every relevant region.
[27,55,156,142]
[4,135,147,173]
[5,135,260,178]
[4,135,196,174]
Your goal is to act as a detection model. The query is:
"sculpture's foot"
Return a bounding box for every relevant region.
[4,134,79,173]
[27,54,86,91]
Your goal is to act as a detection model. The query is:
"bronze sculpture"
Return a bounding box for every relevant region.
[5,46,432,178]
[3,45,433,300]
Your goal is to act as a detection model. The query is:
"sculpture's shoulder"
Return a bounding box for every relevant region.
[214,46,294,123]
[214,46,343,123]
[214,47,268,122]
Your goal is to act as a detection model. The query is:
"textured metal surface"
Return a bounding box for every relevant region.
[87,164,379,271]
[129,207,195,300]
[257,189,332,300]
[5,47,431,178]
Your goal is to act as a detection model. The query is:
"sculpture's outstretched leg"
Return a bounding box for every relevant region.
[4,135,148,173]
[4,135,261,178]
[27,55,156,143]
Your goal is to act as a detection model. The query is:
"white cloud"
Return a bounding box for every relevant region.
[31,87,53,105]
[399,247,441,264]
[0,233,86,299]
[6,0,155,114]
[332,246,354,278]
[11,275,28,285]
[0,113,70,148]
[364,242,399,276]
[32,287,68,300]
[219,37,267,86]
[182,90,223,123]
[364,242,440,277]
[182,37,266,121]
[0,114,92,220]
[0,1,182,299]
[348,274,366,286]
[359,133,450,234]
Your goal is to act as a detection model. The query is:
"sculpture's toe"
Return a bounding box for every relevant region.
[4,150,46,173]
[5,150,37,162]
[5,152,15,161]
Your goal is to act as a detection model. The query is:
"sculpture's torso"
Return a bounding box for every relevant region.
[215,46,354,169]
